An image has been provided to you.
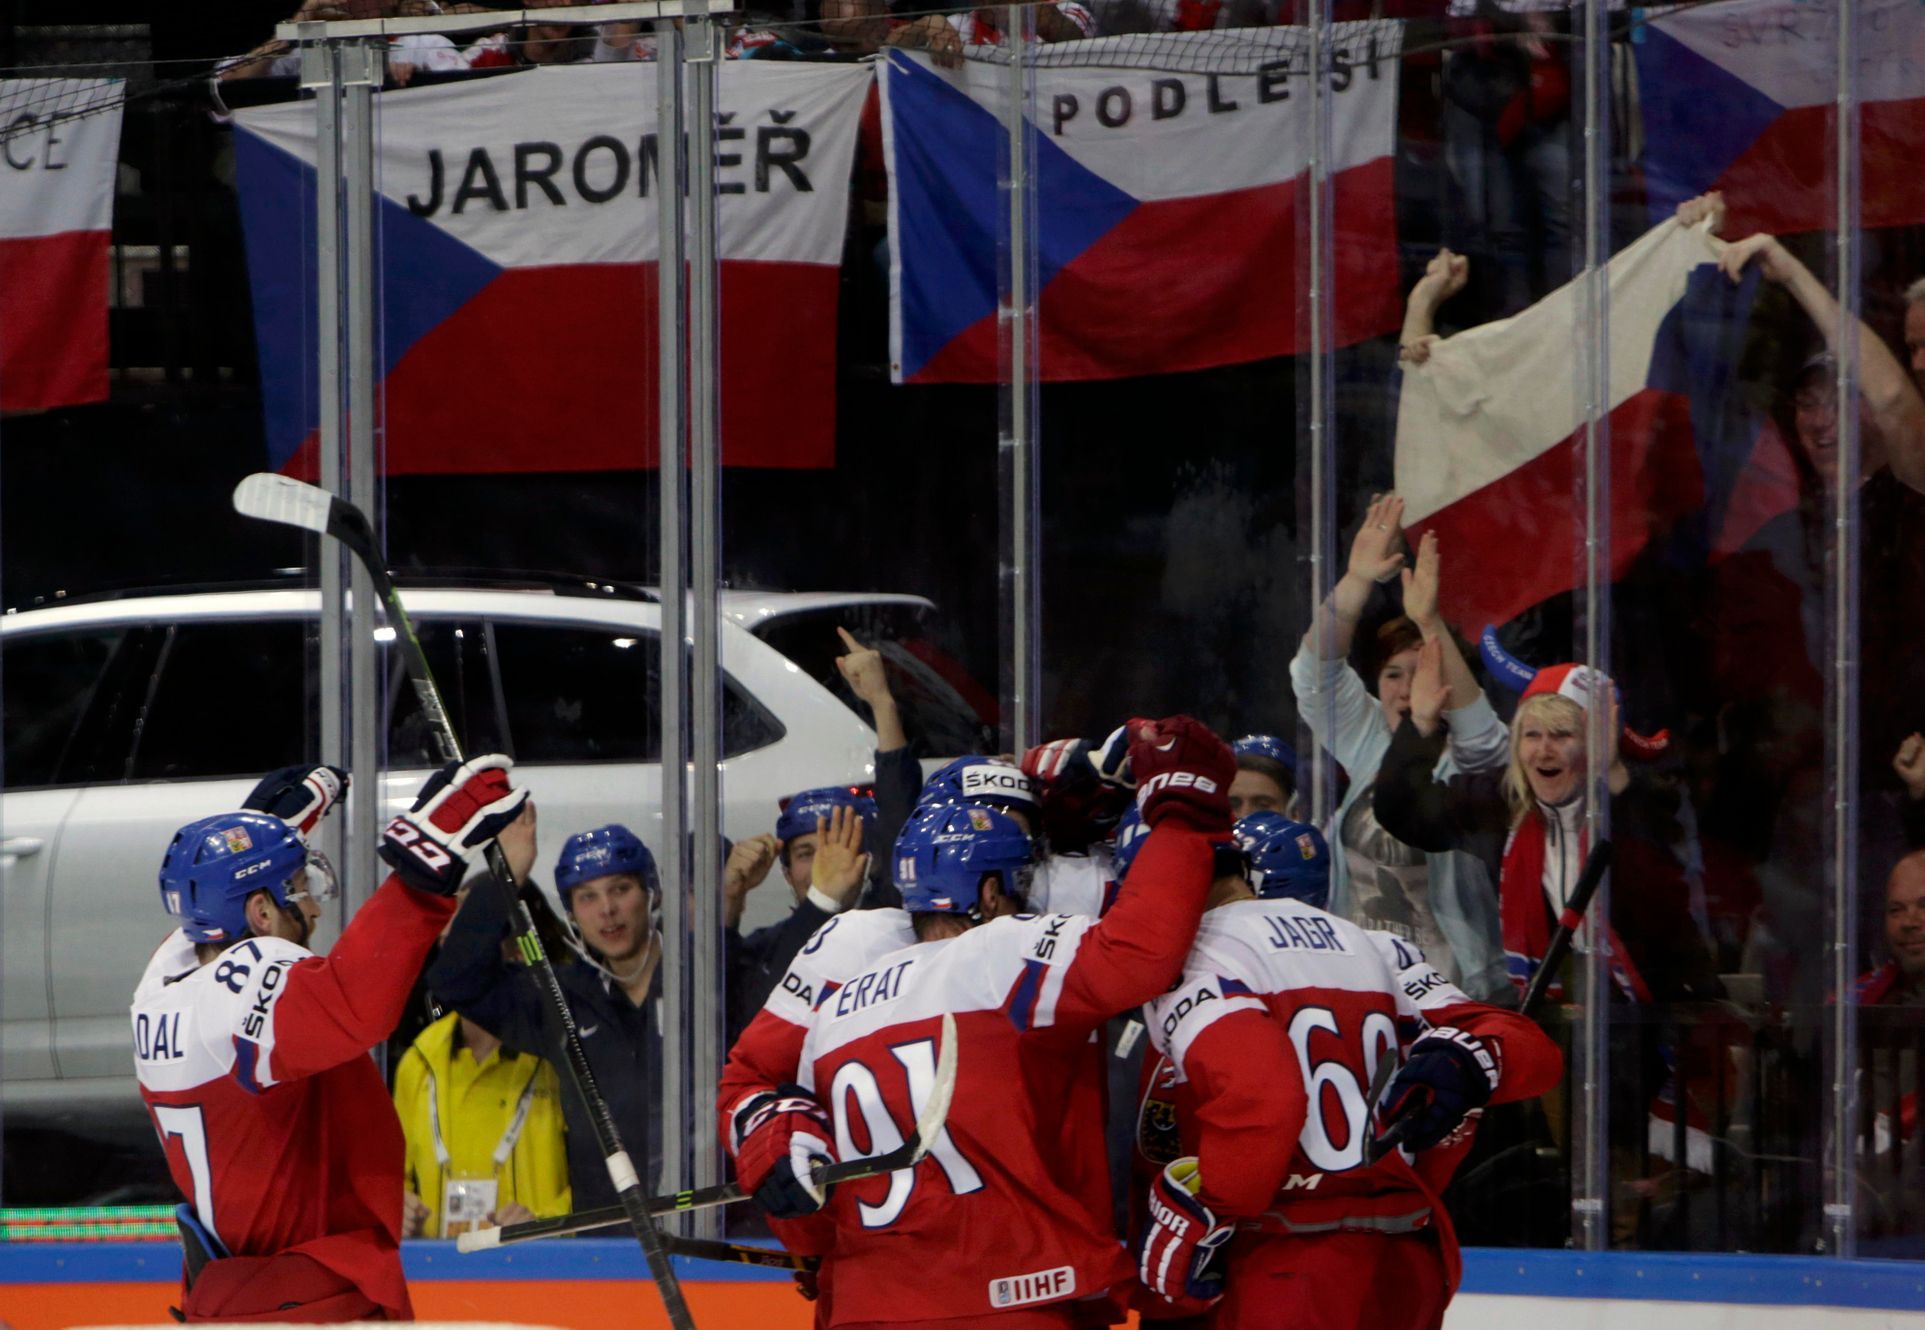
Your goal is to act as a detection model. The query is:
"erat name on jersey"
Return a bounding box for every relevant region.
[1262,912,1348,954]
[988,1264,1076,1309]
[832,957,915,1021]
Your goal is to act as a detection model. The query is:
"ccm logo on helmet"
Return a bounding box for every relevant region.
[1138,771,1219,797]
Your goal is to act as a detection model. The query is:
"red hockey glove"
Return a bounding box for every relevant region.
[378,754,528,895]
[1375,1025,1501,1155]
[243,764,349,838]
[730,1085,836,1220]
[1129,715,1235,832]
[1138,1157,1232,1313]
[1023,737,1132,853]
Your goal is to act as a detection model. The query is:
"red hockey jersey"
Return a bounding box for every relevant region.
[131,876,454,1320]
[1143,898,1561,1287]
[792,824,1216,1326]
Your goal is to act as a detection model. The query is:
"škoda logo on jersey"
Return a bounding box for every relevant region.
[988,1265,1075,1309]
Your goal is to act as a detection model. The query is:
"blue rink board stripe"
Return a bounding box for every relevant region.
[3,1243,1924,1304]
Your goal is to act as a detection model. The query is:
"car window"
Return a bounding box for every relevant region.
[2,629,127,789]
[752,604,996,755]
[487,622,783,764]
[128,621,316,781]
[385,619,503,768]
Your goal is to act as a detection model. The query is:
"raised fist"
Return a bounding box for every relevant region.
[1023,738,1131,852]
[243,764,349,838]
[1128,716,1235,832]
[379,754,529,895]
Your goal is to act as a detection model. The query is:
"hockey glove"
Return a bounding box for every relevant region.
[1375,1026,1502,1154]
[1090,722,1140,789]
[1129,715,1236,832]
[1138,1157,1232,1312]
[1023,738,1132,853]
[731,1085,836,1220]
[378,753,529,895]
[244,764,349,838]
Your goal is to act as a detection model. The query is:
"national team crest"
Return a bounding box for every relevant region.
[222,825,254,853]
[1296,833,1317,860]
[967,808,994,832]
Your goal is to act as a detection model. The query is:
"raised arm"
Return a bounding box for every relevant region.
[1302,493,1407,664]
[1720,229,1925,494]
[1399,248,1468,366]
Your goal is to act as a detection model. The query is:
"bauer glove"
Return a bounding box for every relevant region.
[379,754,529,895]
[1129,715,1236,832]
[731,1085,836,1220]
[1375,1025,1501,1154]
[1138,1157,1232,1312]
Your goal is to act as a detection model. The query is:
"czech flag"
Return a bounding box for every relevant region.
[233,62,869,476]
[1393,217,1793,634]
[0,79,122,412]
[1636,0,1925,235]
[880,27,1403,385]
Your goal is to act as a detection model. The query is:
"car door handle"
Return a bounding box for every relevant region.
[1,837,46,857]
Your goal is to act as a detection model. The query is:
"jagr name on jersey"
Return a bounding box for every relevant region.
[1263,913,1348,954]
[832,958,914,1020]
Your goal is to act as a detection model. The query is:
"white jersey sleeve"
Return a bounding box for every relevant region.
[1143,930,1268,1074]
[1365,929,1474,1025]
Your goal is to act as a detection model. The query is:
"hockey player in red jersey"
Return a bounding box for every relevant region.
[722,715,1236,1329]
[132,756,529,1321]
[1133,810,1564,1329]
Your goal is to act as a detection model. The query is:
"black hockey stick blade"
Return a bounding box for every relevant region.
[1519,839,1615,1019]
[465,1011,962,1253]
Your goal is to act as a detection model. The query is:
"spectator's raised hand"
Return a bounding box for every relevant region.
[1412,248,1468,309]
[1400,529,1442,631]
[835,626,906,751]
[499,800,539,885]
[1409,637,1452,738]
[1895,733,1925,801]
[809,805,870,910]
[1718,232,1799,286]
[1347,494,1408,587]
[724,832,780,929]
[1675,190,1725,234]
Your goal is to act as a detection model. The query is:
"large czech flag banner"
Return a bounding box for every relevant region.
[0,80,123,412]
[1395,217,1786,634]
[1636,0,1925,234]
[235,63,868,475]
[881,25,1402,384]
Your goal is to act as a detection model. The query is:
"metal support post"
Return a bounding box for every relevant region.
[685,2,726,1235]
[998,8,1041,754]
[1304,0,1337,826]
[1573,0,1612,1253]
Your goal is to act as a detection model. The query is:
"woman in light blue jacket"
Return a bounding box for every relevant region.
[1289,493,1513,1000]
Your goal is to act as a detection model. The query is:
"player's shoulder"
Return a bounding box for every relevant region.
[798,907,916,969]
[971,911,1091,966]
[1206,897,1385,980]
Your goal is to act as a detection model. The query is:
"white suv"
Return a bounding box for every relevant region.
[0,581,993,1119]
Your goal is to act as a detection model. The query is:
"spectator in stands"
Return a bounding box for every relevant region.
[1853,848,1925,1250]
[393,1006,570,1240]
[427,818,667,1208]
[1898,733,1925,850]
[217,0,470,82]
[1229,733,1299,820]
[1290,493,1511,998]
[726,792,871,1034]
[887,0,1095,68]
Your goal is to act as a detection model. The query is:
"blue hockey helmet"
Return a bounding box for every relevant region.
[555,824,659,905]
[775,785,878,846]
[1235,811,1330,908]
[917,756,1037,813]
[1232,734,1299,782]
[159,811,335,945]
[892,803,1035,916]
[1110,803,1151,885]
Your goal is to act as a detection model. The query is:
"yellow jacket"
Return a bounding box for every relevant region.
[392,1012,571,1238]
